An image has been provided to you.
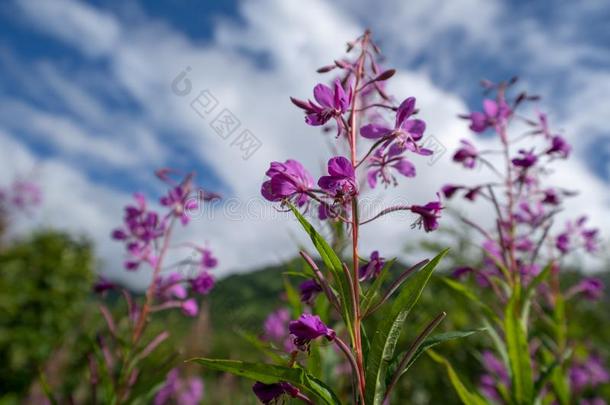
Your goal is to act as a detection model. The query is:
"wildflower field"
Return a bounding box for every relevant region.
[1,1,609,404]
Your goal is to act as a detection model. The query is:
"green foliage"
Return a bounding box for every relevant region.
[289,204,355,340]
[428,350,489,405]
[0,230,95,398]
[191,358,342,405]
[504,291,534,404]
[364,249,448,405]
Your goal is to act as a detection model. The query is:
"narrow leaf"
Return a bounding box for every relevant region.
[365,248,448,405]
[389,328,486,383]
[442,278,501,325]
[289,204,354,339]
[427,350,489,405]
[190,358,341,405]
[505,292,534,404]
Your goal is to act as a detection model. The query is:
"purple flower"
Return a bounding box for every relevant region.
[574,277,604,301]
[190,272,215,295]
[199,248,218,269]
[181,299,198,317]
[546,135,571,158]
[482,350,509,383]
[359,250,386,281]
[479,374,501,401]
[466,98,511,133]
[512,150,538,168]
[570,356,610,392]
[93,277,115,294]
[360,97,431,156]
[410,196,443,232]
[514,201,545,227]
[160,184,197,225]
[453,139,478,169]
[318,157,358,199]
[556,232,570,253]
[582,228,599,253]
[289,313,335,348]
[178,378,204,405]
[252,381,299,404]
[541,188,560,205]
[451,266,475,279]
[113,193,165,270]
[263,308,294,352]
[515,237,534,252]
[464,187,481,201]
[261,160,314,206]
[291,80,352,128]
[367,147,415,188]
[441,184,462,199]
[299,280,322,305]
[156,273,187,301]
[155,369,179,405]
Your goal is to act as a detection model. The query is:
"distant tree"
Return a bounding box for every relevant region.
[0,230,95,400]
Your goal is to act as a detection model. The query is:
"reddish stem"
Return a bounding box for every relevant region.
[347,30,370,404]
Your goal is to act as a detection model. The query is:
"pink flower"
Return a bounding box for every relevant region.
[289,313,335,349]
[261,160,314,206]
[190,272,215,295]
[410,196,443,232]
[360,97,432,156]
[181,299,198,317]
[366,148,415,188]
[467,98,511,133]
[318,157,358,200]
[453,139,478,169]
[291,80,352,129]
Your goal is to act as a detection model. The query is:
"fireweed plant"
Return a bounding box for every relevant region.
[437,80,608,404]
[192,30,468,405]
[87,170,218,404]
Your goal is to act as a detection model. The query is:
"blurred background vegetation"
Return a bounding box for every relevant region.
[0,223,608,403]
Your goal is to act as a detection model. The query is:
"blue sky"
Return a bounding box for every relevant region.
[1,0,609,286]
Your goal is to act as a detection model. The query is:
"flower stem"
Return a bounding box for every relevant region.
[132,217,176,343]
[347,29,370,404]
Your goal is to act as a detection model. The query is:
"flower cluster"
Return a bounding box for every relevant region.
[90,169,219,403]
[110,171,219,317]
[443,79,606,403]
[249,30,446,404]
[262,47,442,232]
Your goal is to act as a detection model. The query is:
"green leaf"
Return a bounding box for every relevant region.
[189,358,341,405]
[442,278,501,325]
[364,248,448,405]
[505,292,534,405]
[388,329,485,383]
[289,204,355,340]
[428,350,489,405]
[521,262,553,323]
